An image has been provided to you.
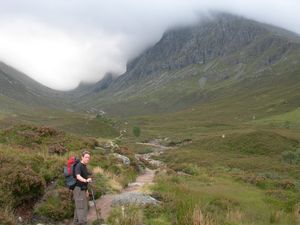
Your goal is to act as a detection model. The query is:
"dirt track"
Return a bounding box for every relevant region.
[87,168,155,224]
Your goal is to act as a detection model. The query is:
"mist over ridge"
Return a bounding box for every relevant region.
[0,0,300,90]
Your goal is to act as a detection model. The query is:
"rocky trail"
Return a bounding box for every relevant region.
[86,140,170,224]
[87,168,156,223]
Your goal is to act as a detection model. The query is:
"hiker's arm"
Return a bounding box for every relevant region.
[75,164,92,183]
[76,174,92,183]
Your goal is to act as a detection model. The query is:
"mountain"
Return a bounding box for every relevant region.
[0,62,73,113]
[1,13,300,119]
[74,13,300,117]
[68,73,116,98]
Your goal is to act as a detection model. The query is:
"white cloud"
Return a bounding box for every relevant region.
[0,19,127,90]
[0,0,299,90]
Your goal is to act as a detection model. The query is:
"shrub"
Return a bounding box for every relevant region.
[36,126,59,137]
[278,179,296,190]
[90,174,109,199]
[236,173,271,189]
[34,188,74,220]
[282,151,297,164]
[132,127,141,137]
[265,189,286,200]
[172,163,199,176]
[39,157,65,183]
[83,138,98,149]
[0,125,61,147]
[48,143,68,155]
[0,166,45,207]
[282,148,300,165]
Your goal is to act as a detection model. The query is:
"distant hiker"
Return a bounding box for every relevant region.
[73,150,92,225]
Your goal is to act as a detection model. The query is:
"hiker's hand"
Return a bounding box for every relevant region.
[86,190,89,198]
[86,178,92,183]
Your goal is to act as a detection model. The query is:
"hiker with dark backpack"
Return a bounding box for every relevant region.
[73,150,92,225]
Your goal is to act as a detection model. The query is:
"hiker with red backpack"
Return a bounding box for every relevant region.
[73,150,92,225]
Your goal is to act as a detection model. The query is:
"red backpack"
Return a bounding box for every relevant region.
[63,156,80,190]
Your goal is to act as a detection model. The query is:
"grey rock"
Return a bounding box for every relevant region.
[113,153,130,165]
[112,192,158,206]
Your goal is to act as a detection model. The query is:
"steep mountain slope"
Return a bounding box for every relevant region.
[75,13,300,118]
[68,73,116,98]
[0,62,72,112]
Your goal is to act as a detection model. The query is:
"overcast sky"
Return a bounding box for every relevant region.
[0,0,299,90]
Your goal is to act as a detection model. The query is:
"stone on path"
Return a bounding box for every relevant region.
[112,192,158,206]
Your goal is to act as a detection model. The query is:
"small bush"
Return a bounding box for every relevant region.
[0,125,61,147]
[132,127,141,137]
[265,190,286,200]
[173,163,199,176]
[39,157,65,183]
[34,188,74,220]
[37,126,59,137]
[0,166,45,207]
[236,174,270,189]
[282,149,300,164]
[48,143,68,155]
[90,174,109,199]
[278,179,296,190]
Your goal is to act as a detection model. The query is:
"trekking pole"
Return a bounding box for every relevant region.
[89,185,100,221]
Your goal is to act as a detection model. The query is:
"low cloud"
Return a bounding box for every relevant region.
[0,0,299,90]
[0,19,127,90]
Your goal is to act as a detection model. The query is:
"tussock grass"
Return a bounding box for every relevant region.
[150,171,299,225]
[107,204,143,225]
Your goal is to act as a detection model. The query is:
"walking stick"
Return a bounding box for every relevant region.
[89,185,101,221]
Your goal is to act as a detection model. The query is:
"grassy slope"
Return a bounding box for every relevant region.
[126,104,300,224]
[122,59,300,224]
[0,96,119,138]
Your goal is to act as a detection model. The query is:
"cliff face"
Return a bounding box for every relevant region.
[121,14,299,81]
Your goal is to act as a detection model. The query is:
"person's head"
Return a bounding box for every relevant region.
[81,150,90,165]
